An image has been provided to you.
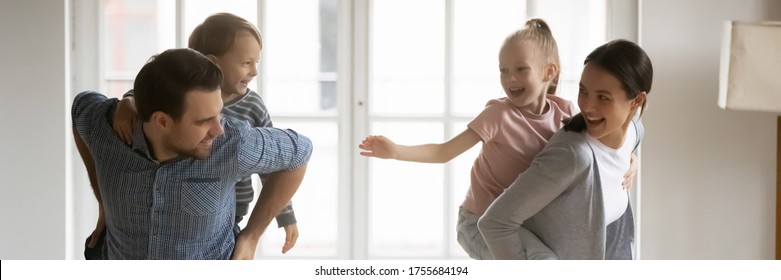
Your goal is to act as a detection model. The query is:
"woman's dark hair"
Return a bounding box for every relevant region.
[134,48,223,122]
[563,39,653,132]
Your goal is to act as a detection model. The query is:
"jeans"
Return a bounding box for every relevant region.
[456,207,559,260]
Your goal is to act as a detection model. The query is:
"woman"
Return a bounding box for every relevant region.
[478,39,652,260]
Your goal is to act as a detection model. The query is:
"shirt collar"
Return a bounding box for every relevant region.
[130,119,157,161]
[131,119,189,164]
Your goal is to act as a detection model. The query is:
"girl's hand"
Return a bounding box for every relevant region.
[622,153,638,190]
[358,135,398,159]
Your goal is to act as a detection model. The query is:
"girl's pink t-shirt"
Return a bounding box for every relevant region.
[462,95,577,216]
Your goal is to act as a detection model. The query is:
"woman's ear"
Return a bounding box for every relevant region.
[632,91,648,114]
[632,91,647,109]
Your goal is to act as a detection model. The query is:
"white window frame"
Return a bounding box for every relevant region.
[67,0,639,260]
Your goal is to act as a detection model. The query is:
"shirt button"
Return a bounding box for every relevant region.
[153,209,159,214]
[155,187,160,192]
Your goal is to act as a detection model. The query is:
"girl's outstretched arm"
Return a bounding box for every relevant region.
[358,128,481,163]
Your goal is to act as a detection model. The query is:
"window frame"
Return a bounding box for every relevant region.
[67,0,639,260]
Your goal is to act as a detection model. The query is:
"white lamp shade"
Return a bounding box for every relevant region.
[719,21,781,113]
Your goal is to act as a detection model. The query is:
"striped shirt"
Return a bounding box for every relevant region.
[223,90,296,227]
[72,91,312,259]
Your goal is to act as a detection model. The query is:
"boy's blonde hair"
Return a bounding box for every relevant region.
[502,18,560,95]
[188,13,262,56]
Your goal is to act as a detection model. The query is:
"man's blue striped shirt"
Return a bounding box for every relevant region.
[72,91,312,259]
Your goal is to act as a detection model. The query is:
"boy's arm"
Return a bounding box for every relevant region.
[275,201,296,227]
[232,164,308,259]
[113,90,137,144]
[276,202,298,254]
[259,176,299,255]
[281,223,298,254]
[72,123,105,248]
[358,128,481,163]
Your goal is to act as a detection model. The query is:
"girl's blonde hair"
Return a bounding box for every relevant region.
[502,18,560,95]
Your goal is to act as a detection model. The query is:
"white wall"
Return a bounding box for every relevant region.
[0,0,68,259]
[639,0,779,259]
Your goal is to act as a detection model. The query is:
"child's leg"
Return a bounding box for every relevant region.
[517,227,558,260]
[456,207,495,260]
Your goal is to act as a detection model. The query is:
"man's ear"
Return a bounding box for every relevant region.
[151,111,172,129]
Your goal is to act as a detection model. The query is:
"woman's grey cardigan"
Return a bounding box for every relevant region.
[478,120,642,260]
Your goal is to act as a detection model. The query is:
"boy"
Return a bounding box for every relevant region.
[86,13,299,259]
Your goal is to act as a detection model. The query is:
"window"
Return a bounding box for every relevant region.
[70,0,609,259]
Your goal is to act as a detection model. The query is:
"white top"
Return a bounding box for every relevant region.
[586,122,636,224]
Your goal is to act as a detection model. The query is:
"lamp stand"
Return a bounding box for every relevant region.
[777,116,780,260]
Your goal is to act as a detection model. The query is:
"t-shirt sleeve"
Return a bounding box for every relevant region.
[467,99,504,142]
[565,99,579,116]
[549,95,579,117]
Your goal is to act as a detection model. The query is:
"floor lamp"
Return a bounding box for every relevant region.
[718,21,781,259]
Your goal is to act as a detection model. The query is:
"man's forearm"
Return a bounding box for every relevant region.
[241,164,308,241]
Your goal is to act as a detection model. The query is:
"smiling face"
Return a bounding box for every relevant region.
[499,39,554,114]
[212,30,261,100]
[578,62,645,148]
[163,88,225,160]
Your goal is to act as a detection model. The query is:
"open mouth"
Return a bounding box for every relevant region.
[240,78,253,87]
[585,115,605,126]
[509,87,524,97]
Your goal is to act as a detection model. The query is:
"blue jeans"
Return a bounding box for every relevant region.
[457,207,559,260]
[456,207,494,259]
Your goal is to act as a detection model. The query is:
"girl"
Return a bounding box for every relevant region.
[359,19,634,259]
[478,39,652,259]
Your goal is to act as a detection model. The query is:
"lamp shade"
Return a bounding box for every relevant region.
[719,21,781,113]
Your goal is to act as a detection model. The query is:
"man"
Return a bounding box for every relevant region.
[72,48,312,259]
